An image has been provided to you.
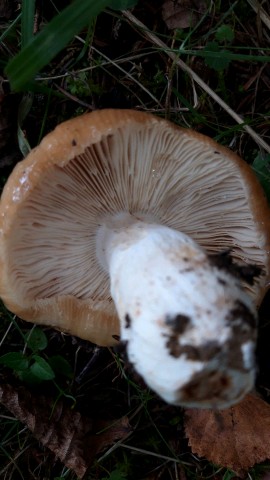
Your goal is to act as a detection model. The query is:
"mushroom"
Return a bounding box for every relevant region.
[0,109,269,408]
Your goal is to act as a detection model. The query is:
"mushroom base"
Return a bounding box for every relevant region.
[96,213,257,409]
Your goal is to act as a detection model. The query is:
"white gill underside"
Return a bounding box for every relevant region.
[9,121,265,303]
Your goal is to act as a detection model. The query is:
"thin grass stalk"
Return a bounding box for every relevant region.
[123,10,270,153]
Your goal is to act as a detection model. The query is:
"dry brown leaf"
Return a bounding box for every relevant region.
[162,0,207,30]
[0,384,131,478]
[185,393,270,476]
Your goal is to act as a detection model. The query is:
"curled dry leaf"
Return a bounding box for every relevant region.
[162,0,207,30]
[184,393,270,476]
[0,383,131,478]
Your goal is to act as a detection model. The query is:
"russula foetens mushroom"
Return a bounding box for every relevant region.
[0,109,270,409]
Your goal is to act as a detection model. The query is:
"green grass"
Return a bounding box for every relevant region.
[1,0,270,478]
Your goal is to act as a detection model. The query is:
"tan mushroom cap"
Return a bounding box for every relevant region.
[0,109,269,346]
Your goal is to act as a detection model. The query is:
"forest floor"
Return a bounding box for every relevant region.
[0,1,270,479]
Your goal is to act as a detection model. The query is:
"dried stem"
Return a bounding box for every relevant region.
[123,10,270,153]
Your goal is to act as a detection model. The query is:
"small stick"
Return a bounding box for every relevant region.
[123,10,270,153]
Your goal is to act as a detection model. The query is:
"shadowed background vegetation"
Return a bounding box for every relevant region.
[0,1,270,479]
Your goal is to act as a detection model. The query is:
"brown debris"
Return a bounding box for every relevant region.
[162,0,207,30]
[0,383,131,478]
[184,393,270,476]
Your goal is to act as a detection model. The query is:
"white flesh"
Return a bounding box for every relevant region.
[97,213,257,409]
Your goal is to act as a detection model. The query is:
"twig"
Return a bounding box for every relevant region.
[91,45,163,107]
[246,0,270,32]
[123,10,270,153]
[120,443,192,465]
[54,83,94,110]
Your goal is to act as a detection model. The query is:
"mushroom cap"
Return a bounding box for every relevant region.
[0,109,269,346]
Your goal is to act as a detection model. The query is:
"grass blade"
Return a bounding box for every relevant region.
[21,0,36,48]
[0,13,22,44]
[5,0,110,91]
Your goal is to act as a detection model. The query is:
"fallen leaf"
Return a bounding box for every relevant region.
[0,384,131,478]
[185,393,270,476]
[162,0,207,30]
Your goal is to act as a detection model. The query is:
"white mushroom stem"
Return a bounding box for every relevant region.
[96,213,257,409]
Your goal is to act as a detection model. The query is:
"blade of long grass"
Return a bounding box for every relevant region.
[246,0,270,31]
[178,48,270,64]
[0,13,22,44]
[21,0,36,48]
[5,0,110,91]
[17,93,33,157]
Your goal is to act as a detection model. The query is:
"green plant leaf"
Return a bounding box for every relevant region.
[48,355,73,378]
[0,12,21,44]
[252,153,270,203]
[107,0,138,10]
[215,25,234,43]
[223,470,238,480]
[5,0,110,91]
[26,327,48,352]
[0,352,29,371]
[17,92,33,157]
[102,468,128,480]
[30,355,55,380]
[21,0,36,48]
[178,47,270,64]
[203,42,231,71]
[18,369,43,385]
